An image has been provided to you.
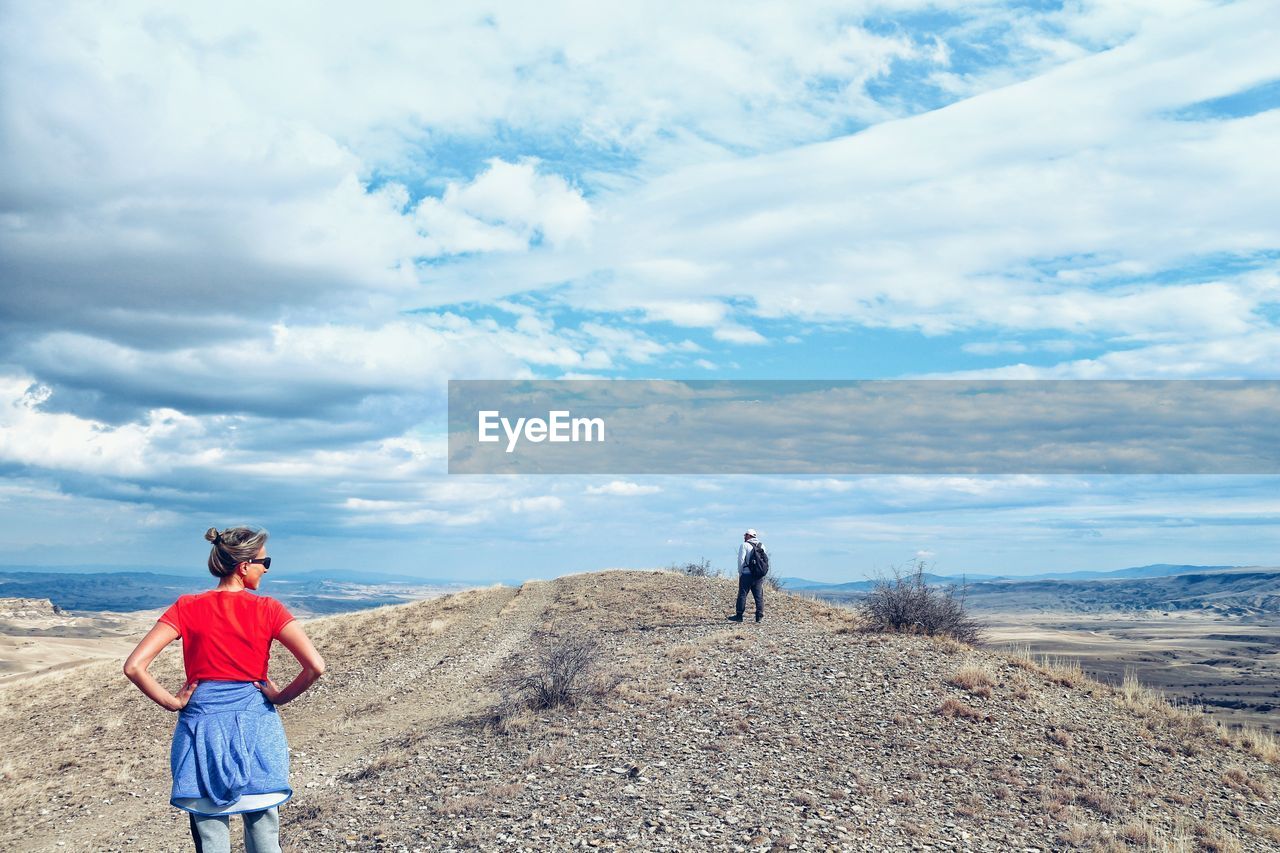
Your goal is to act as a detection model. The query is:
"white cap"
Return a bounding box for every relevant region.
[745,528,757,537]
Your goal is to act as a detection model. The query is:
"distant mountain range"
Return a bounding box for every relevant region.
[783,564,1280,616]
[0,570,464,615]
[781,564,1245,590]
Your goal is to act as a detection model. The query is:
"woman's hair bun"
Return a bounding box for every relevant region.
[205,527,221,544]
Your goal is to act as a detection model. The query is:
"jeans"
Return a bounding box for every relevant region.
[188,807,281,853]
[735,572,765,618]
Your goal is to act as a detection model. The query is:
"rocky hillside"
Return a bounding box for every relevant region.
[1,571,1277,851]
[0,597,65,620]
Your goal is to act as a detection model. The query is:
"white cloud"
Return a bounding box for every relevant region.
[0,375,209,477]
[414,158,592,253]
[585,481,662,496]
[509,495,565,514]
[962,341,1028,356]
[342,498,491,527]
[712,324,767,345]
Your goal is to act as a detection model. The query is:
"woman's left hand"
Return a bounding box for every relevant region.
[255,678,284,705]
[170,680,198,711]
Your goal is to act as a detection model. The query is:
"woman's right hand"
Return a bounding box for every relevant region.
[169,680,198,711]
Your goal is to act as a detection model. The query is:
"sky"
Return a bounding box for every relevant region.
[1,1,1278,582]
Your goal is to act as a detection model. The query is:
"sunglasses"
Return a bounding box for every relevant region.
[244,557,272,571]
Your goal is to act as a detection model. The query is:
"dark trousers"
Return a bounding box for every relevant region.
[735,572,764,618]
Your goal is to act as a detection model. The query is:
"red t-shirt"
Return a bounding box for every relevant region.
[159,590,295,682]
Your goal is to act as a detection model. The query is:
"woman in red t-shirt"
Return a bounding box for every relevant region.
[124,526,326,853]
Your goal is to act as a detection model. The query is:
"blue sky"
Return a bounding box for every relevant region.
[1,1,1277,582]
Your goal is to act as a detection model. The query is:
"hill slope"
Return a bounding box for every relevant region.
[1,571,1277,851]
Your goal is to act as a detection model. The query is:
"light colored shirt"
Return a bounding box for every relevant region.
[737,538,765,575]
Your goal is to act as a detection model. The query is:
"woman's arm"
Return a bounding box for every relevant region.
[255,620,326,706]
[123,622,197,711]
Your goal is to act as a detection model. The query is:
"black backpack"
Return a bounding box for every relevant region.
[747,542,770,577]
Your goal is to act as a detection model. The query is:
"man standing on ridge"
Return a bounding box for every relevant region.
[728,528,767,623]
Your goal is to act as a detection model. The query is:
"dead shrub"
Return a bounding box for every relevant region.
[500,636,617,717]
[858,561,983,643]
[671,558,719,578]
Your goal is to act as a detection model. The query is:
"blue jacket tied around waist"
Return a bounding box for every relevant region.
[170,681,291,813]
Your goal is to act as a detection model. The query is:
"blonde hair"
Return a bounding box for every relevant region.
[204,526,269,578]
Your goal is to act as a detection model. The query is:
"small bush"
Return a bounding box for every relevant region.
[671,558,719,578]
[502,636,616,713]
[765,573,786,592]
[858,561,983,644]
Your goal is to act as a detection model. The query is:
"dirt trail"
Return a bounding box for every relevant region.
[287,580,556,786]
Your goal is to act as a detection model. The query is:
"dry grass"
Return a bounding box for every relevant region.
[1003,643,1039,670]
[953,792,984,818]
[792,790,818,808]
[1040,656,1087,688]
[1194,823,1244,853]
[432,794,488,816]
[1119,668,1162,711]
[1117,669,1266,764]
[488,782,524,799]
[937,697,983,721]
[1056,822,1105,848]
[666,643,701,663]
[1234,724,1280,766]
[522,741,565,769]
[1115,819,1159,847]
[1075,787,1120,817]
[1048,727,1075,749]
[342,753,402,782]
[947,663,995,697]
[1221,767,1269,800]
[930,635,970,655]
